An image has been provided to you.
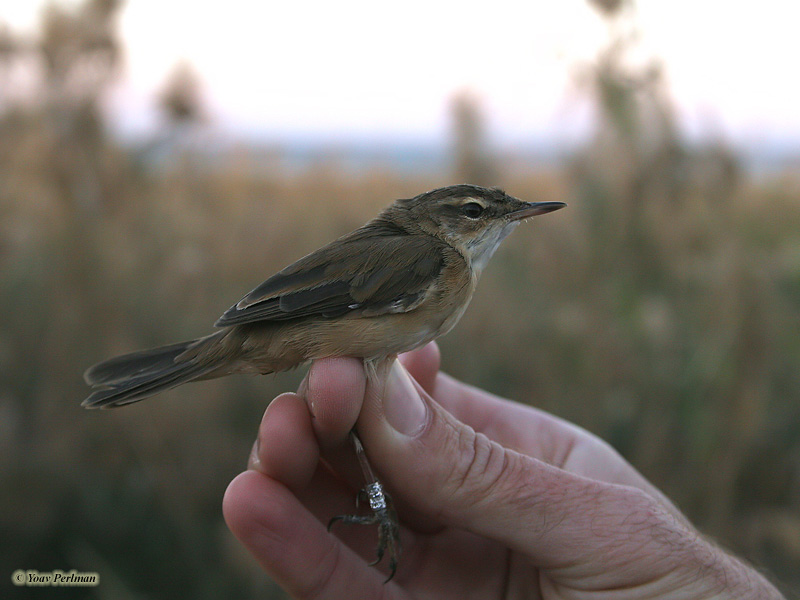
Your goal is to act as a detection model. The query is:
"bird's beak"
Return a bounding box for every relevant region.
[507,201,567,221]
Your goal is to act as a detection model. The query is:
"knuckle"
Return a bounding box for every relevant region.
[445,425,525,512]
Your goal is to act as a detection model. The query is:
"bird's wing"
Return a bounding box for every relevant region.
[215,229,446,327]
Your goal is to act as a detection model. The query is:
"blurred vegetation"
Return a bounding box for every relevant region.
[2,0,799,598]
[450,91,498,187]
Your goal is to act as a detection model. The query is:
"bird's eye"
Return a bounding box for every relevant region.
[461,202,484,218]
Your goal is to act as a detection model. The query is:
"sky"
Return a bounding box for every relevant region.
[2,0,799,148]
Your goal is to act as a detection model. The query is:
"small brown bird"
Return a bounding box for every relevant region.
[82,183,565,578]
[83,184,564,408]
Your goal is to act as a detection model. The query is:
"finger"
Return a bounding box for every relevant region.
[250,392,319,492]
[223,471,389,600]
[299,356,449,572]
[255,420,401,572]
[356,361,702,586]
[277,368,419,565]
[245,380,435,583]
[252,389,381,530]
[304,357,365,450]
[398,341,440,394]
[249,389,357,523]
[301,358,374,492]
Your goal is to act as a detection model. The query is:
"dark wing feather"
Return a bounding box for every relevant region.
[215,227,446,327]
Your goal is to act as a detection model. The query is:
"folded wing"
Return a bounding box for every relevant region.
[215,227,446,327]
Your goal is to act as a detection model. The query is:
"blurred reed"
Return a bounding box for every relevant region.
[1,1,798,598]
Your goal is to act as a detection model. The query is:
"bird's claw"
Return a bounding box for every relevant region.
[328,481,400,582]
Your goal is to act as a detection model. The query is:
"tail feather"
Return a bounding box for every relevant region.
[84,341,198,386]
[82,334,226,409]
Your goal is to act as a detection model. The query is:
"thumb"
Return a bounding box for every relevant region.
[356,361,702,583]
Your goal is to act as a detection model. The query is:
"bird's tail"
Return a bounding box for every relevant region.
[82,331,228,409]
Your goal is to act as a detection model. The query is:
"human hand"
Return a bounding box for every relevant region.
[223,342,783,599]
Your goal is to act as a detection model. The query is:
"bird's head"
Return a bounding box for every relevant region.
[390,184,565,273]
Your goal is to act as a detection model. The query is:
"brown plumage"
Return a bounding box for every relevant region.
[83,184,565,408]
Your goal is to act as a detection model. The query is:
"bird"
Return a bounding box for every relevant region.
[82,183,565,579]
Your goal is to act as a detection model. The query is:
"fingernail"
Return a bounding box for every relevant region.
[247,437,261,471]
[298,373,315,417]
[297,372,309,399]
[383,361,427,436]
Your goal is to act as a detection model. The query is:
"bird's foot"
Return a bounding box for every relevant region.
[329,480,400,582]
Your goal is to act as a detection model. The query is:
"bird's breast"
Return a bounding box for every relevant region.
[238,247,476,368]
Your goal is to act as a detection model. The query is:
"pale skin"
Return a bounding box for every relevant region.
[223,342,784,599]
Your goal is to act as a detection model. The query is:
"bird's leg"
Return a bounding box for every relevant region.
[328,431,400,582]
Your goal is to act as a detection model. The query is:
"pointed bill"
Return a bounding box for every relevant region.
[507,201,567,221]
